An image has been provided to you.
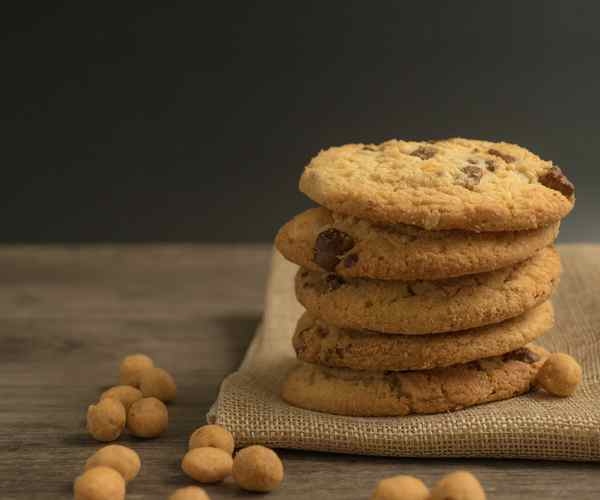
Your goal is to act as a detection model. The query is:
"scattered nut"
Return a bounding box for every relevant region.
[139,367,177,402]
[232,445,284,492]
[429,470,486,500]
[87,397,126,442]
[169,486,211,500]
[85,444,141,482]
[370,475,429,500]
[537,352,582,396]
[188,424,235,455]
[119,354,154,387]
[181,447,233,483]
[74,466,125,500]
[127,397,168,438]
[100,385,143,412]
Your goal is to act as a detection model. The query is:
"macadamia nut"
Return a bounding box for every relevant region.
[139,367,177,402]
[430,470,486,500]
[101,385,143,412]
[232,445,284,492]
[85,444,141,481]
[370,475,429,500]
[74,466,125,500]
[181,447,233,483]
[169,486,211,500]
[127,397,168,438]
[119,353,154,387]
[188,424,235,455]
[87,397,126,442]
[537,352,582,397]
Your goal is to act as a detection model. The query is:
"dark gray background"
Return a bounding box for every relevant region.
[2,1,598,243]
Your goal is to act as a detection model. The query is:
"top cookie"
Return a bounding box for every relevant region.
[299,138,575,231]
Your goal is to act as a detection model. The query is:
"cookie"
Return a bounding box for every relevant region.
[295,246,560,334]
[275,207,560,280]
[281,344,548,417]
[299,138,574,231]
[293,302,553,371]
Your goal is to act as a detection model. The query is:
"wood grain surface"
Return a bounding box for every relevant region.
[0,244,598,499]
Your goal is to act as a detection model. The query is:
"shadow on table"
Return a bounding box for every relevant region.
[212,313,261,367]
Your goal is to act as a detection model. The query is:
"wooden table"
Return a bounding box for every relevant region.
[1,245,598,499]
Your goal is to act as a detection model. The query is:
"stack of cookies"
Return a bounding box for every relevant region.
[275,138,575,417]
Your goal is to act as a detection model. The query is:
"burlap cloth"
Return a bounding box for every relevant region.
[208,245,600,461]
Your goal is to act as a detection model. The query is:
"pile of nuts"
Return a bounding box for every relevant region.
[75,354,284,500]
[181,424,284,493]
[74,445,140,500]
[86,354,175,442]
[371,470,486,500]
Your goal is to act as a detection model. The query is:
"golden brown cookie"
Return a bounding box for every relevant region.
[299,138,574,231]
[275,207,560,280]
[293,302,553,370]
[281,345,548,417]
[295,247,560,334]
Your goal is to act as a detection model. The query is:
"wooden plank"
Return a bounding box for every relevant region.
[0,244,598,499]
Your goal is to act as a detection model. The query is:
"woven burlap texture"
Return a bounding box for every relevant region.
[208,245,600,461]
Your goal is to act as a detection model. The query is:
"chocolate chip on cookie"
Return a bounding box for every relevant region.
[342,253,358,268]
[313,229,355,271]
[410,146,437,160]
[538,166,575,198]
[292,330,309,355]
[460,165,483,188]
[488,148,516,163]
[334,347,346,359]
[485,159,497,172]
[324,274,346,292]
